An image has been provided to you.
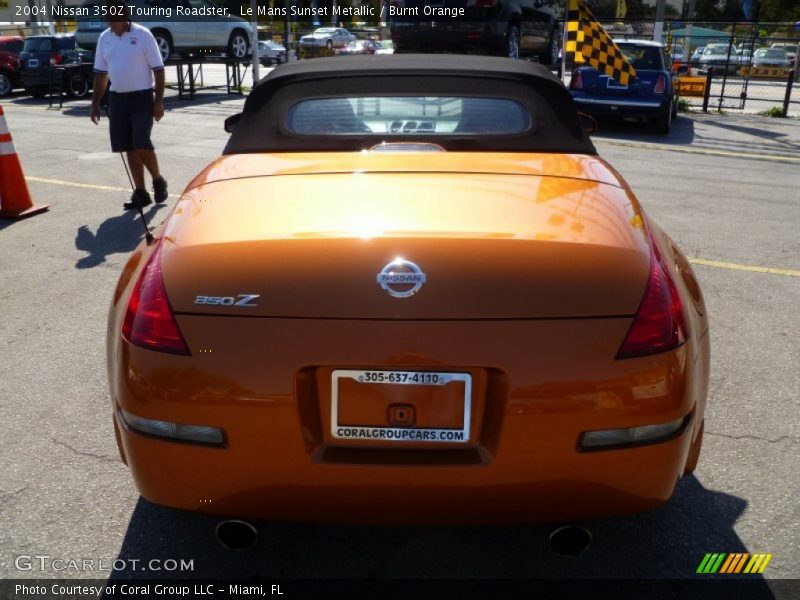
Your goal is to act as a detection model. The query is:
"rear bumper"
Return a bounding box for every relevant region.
[109,316,705,524]
[116,410,693,524]
[21,70,52,88]
[572,96,669,118]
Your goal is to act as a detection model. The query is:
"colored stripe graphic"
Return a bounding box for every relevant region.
[698,553,773,574]
[697,553,727,574]
[732,553,750,573]
[744,554,774,574]
[719,554,736,574]
[721,553,746,573]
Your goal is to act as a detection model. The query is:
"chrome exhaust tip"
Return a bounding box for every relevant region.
[549,525,592,557]
[215,519,258,551]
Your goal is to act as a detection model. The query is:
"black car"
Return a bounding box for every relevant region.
[19,35,94,98]
[390,0,560,64]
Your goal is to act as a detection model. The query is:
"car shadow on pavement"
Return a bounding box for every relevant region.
[105,475,774,595]
[74,205,165,268]
[591,115,696,145]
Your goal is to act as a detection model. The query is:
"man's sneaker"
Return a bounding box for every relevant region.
[153,177,168,203]
[124,189,152,211]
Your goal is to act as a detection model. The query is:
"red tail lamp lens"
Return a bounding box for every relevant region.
[122,242,190,355]
[616,238,688,359]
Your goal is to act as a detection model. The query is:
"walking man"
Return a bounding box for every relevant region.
[90,0,168,210]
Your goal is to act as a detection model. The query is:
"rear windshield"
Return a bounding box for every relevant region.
[286,97,531,136]
[617,45,663,70]
[23,38,54,52]
[2,40,24,53]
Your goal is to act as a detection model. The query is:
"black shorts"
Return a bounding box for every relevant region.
[109,89,155,153]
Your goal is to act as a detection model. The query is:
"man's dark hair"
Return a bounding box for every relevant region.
[105,0,131,22]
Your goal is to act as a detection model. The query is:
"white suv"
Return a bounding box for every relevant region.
[75,0,252,61]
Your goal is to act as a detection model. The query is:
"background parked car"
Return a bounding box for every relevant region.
[390,0,560,64]
[770,43,797,66]
[698,44,739,74]
[690,46,705,63]
[18,35,94,98]
[669,44,685,62]
[570,40,678,134]
[257,40,286,66]
[374,40,395,55]
[75,0,252,61]
[299,27,356,50]
[336,40,381,56]
[0,36,24,97]
[753,48,790,68]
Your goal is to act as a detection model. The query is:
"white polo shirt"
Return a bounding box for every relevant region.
[93,22,164,93]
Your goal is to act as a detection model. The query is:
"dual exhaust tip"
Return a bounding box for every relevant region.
[548,525,593,557]
[215,520,591,557]
[215,520,258,551]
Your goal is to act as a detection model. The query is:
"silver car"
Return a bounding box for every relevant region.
[75,0,252,61]
[257,40,286,66]
[298,28,356,50]
[753,48,790,69]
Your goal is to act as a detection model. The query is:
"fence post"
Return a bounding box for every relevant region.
[783,70,795,118]
[703,68,713,113]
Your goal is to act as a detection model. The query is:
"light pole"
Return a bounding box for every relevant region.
[653,0,666,43]
[250,0,260,84]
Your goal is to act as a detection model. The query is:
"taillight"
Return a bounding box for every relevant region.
[616,232,688,359]
[51,53,63,65]
[122,241,190,355]
[570,71,584,90]
[653,74,666,94]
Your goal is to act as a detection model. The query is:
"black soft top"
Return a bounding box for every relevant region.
[224,55,596,155]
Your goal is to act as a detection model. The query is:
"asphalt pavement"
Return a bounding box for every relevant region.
[0,84,798,593]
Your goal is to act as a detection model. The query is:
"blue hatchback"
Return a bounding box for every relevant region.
[569,40,678,134]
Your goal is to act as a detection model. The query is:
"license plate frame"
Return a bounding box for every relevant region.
[331,369,472,444]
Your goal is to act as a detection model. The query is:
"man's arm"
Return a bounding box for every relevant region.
[153,68,165,122]
[90,71,108,124]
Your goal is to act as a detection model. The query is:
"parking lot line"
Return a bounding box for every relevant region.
[688,257,800,277]
[595,139,800,163]
[26,175,179,198]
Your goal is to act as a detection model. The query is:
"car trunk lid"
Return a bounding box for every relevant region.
[162,153,650,320]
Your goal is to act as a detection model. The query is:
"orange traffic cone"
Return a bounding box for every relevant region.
[0,105,49,219]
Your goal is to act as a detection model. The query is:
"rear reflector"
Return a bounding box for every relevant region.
[616,232,688,359]
[120,409,225,445]
[122,241,190,355]
[580,416,686,450]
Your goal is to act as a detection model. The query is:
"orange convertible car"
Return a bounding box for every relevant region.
[107,56,709,525]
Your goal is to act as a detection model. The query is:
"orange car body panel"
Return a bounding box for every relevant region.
[107,152,710,524]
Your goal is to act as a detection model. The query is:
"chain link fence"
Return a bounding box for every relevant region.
[615,23,799,117]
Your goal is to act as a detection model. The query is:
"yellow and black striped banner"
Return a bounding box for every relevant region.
[567,0,637,85]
